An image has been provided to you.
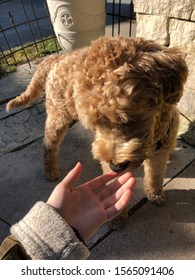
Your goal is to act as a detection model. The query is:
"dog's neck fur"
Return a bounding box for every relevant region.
[153,103,177,151]
[154,127,170,151]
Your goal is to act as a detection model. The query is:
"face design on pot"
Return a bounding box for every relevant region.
[60,11,74,28]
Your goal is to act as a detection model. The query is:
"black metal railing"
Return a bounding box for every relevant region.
[0,0,59,72]
[106,0,136,36]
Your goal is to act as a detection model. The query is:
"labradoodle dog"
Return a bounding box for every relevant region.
[7,36,188,205]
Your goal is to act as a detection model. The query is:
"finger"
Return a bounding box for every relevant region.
[60,162,82,190]
[97,172,135,201]
[86,171,119,192]
[102,176,136,209]
[106,189,132,221]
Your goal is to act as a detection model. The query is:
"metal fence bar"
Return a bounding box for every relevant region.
[19,0,39,52]
[129,0,134,37]
[43,1,59,52]
[118,0,122,35]
[8,10,31,67]
[0,46,9,65]
[0,24,17,64]
[29,0,46,49]
[112,0,115,36]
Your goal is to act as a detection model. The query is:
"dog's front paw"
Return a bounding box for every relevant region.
[45,167,61,181]
[146,191,166,206]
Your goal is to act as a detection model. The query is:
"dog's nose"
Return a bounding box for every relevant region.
[109,161,130,173]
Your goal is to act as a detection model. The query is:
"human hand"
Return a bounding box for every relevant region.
[47,162,136,241]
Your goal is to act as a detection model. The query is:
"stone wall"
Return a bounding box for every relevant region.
[134,0,195,145]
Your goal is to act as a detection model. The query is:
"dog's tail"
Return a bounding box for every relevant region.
[6,54,60,112]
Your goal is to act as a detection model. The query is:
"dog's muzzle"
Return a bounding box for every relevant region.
[109,161,130,173]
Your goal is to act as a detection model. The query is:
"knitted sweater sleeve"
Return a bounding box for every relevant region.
[10,202,90,260]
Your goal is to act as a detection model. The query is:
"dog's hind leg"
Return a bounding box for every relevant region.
[43,107,73,181]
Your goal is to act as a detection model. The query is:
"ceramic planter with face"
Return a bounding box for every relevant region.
[47,0,106,51]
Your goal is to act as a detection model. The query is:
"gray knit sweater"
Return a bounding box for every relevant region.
[11,202,90,260]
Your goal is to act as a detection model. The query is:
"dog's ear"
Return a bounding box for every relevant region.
[152,48,188,104]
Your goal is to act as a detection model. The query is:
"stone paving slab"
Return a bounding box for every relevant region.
[0,63,38,102]
[0,102,45,156]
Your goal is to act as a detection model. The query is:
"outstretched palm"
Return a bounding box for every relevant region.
[47,162,136,241]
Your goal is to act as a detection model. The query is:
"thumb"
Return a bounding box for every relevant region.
[61,162,83,190]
